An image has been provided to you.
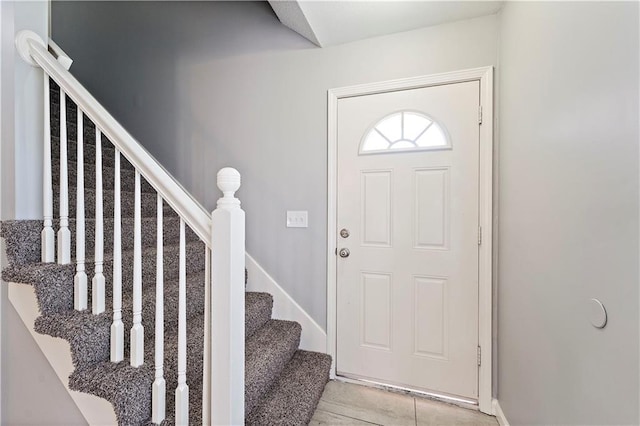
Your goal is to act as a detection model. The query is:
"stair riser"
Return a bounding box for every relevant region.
[49,94,99,143]
[66,318,207,426]
[103,240,206,297]
[245,293,273,338]
[245,321,302,416]
[246,351,332,426]
[0,218,201,268]
[122,274,206,338]
[51,122,98,145]
[60,216,200,258]
[0,221,41,266]
[52,136,135,170]
[34,241,206,316]
[35,279,206,369]
[53,185,176,219]
[53,160,155,194]
[49,98,79,115]
[35,290,272,378]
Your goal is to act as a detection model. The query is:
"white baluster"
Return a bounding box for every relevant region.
[130,170,144,367]
[57,89,71,264]
[111,149,124,362]
[73,108,87,311]
[152,194,165,424]
[175,219,189,426]
[92,128,105,314]
[202,245,211,426]
[42,76,55,262]
[211,168,245,425]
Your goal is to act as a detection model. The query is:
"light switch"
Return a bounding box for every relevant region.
[286,211,308,228]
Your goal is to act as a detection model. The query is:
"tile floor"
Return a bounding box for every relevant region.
[310,381,498,426]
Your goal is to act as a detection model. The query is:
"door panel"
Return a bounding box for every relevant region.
[414,168,449,249]
[336,81,480,399]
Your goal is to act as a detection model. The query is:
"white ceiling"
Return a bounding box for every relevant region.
[269,1,503,47]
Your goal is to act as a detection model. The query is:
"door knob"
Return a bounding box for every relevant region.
[339,248,350,258]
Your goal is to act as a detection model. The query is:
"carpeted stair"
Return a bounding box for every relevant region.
[1,79,331,425]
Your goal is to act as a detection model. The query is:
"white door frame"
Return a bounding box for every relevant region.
[327,66,494,414]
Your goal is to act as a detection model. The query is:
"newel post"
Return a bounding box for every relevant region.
[211,167,245,425]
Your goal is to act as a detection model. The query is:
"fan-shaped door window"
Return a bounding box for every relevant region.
[360,111,451,154]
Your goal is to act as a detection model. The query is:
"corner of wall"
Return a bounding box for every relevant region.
[245,253,327,353]
[492,399,509,426]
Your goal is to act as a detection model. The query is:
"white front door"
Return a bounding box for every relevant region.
[336,81,481,400]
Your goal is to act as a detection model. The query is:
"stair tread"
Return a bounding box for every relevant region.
[69,357,154,425]
[2,237,206,317]
[3,253,328,424]
[247,350,331,426]
[33,288,275,377]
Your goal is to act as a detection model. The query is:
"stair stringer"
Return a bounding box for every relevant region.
[8,282,118,425]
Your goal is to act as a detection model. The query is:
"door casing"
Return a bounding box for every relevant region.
[326,67,494,414]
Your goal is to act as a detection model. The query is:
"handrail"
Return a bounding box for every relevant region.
[18,31,212,246]
[48,38,73,70]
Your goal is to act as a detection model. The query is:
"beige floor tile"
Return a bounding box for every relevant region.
[317,381,416,426]
[310,409,381,425]
[415,397,498,426]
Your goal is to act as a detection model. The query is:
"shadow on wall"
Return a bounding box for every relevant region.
[53,1,314,199]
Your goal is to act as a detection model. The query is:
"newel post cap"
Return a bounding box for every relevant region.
[216,168,241,208]
[15,30,45,67]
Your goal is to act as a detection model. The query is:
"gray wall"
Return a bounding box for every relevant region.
[497,2,639,424]
[51,1,499,328]
[1,1,86,423]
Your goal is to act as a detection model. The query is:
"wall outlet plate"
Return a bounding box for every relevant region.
[287,211,308,228]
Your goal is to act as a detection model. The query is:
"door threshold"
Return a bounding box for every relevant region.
[334,374,479,411]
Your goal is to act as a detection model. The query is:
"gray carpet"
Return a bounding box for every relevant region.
[1,79,331,425]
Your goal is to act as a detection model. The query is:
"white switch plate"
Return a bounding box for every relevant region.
[286,211,308,228]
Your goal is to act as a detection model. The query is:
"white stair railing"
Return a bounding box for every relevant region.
[74,108,88,310]
[92,128,105,314]
[211,168,245,425]
[176,219,189,425]
[57,88,71,264]
[131,170,144,368]
[42,76,55,262]
[16,30,246,425]
[152,194,166,424]
[111,149,124,362]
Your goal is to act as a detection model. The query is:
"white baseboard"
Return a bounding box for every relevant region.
[245,253,327,353]
[492,399,510,426]
[8,283,117,426]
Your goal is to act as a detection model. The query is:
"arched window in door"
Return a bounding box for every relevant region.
[360,111,451,154]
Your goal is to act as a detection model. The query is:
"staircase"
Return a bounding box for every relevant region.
[3,39,331,424]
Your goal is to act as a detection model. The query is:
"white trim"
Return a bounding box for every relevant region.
[245,253,327,353]
[336,375,478,409]
[477,67,494,414]
[492,399,510,426]
[8,283,117,425]
[48,38,72,70]
[327,66,494,414]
